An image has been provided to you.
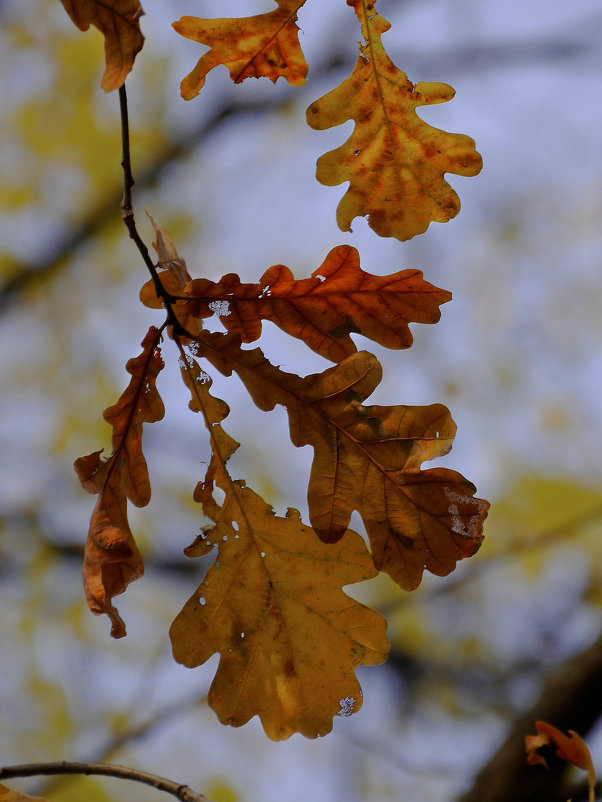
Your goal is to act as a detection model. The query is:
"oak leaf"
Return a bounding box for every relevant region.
[74,327,165,637]
[0,785,48,802]
[170,352,389,739]
[144,245,450,362]
[173,0,308,100]
[59,0,144,91]
[306,0,482,241]
[192,332,488,590]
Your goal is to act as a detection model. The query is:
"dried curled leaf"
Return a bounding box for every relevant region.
[59,0,144,91]
[173,0,308,100]
[526,720,597,802]
[142,245,450,362]
[306,0,482,241]
[193,332,488,591]
[74,327,165,637]
[171,352,388,739]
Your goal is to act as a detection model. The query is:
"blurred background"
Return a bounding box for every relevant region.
[1,1,602,800]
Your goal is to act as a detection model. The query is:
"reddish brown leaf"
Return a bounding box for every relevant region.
[173,0,308,100]
[192,332,488,590]
[74,327,165,637]
[141,245,450,362]
[59,0,144,91]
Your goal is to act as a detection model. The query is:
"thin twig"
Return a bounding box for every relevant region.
[117,84,191,339]
[0,762,211,802]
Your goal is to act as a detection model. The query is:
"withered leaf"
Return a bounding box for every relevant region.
[306,0,482,241]
[144,245,450,362]
[173,0,308,100]
[59,0,144,91]
[74,327,165,637]
[140,214,204,339]
[191,332,488,591]
[170,352,389,739]
[526,721,596,802]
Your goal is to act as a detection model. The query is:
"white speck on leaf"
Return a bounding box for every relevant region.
[338,697,355,716]
[209,299,231,316]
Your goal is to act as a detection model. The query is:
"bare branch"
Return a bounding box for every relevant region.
[0,762,212,802]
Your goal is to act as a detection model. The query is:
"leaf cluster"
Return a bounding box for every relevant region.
[65,0,489,739]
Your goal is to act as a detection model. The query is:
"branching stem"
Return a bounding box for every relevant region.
[118,84,192,339]
[0,762,211,802]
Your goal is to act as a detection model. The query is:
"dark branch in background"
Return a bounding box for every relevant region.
[0,762,211,802]
[458,630,602,802]
[0,34,598,312]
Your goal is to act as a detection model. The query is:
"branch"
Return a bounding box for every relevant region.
[0,762,212,802]
[458,631,602,802]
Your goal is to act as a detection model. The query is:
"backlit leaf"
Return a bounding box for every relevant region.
[170,352,389,739]
[306,0,482,241]
[74,327,164,637]
[144,245,450,362]
[192,332,488,590]
[173,0,308,100]
[59,0,145,91]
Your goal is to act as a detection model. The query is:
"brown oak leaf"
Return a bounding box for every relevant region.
[59,0,144,91]
[192,332,488,590]
[74,327,164,637]
[144,245,450,362]
[170,351,389,739]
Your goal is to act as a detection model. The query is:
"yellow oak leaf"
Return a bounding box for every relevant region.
[171,352,389,740]
[59,0,144,91]
[173,0,308,100]
[306,0,482,241]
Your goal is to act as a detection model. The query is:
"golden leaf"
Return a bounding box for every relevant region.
[171,351,388,739]
[59,0,144,91]
[173,0,308,100]
[306,0,482,241]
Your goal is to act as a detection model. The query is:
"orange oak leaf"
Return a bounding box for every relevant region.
[192,332,488,590]
[526,721,596,802]
[170,352,389,739]
[173,0,308,100]
[59,0,144,91]
[143,245,450,362]
[0,785,48,802]
[74,327,165,637]
[306,0,482,241]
